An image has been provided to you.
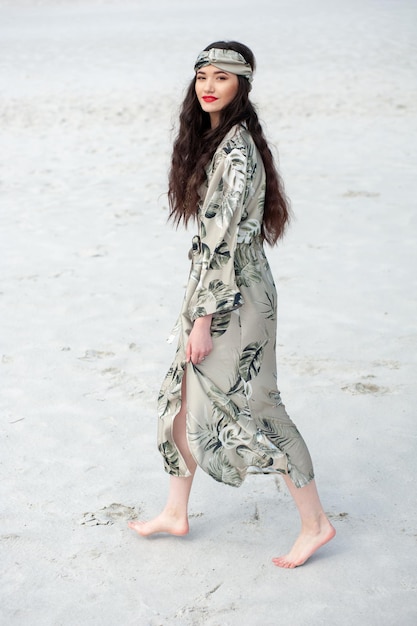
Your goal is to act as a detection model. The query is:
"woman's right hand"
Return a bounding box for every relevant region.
[186,315,213,365]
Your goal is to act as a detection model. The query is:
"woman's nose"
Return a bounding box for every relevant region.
[204,79,215,92]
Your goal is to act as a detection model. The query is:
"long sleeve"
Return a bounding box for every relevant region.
[188,143,248,322]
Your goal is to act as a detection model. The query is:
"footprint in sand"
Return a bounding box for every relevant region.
[328,512,349,521]
[341,381,390,395]
[79,349,115,361]
[79,503,138,526]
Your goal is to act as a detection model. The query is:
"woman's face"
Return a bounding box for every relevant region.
[195,64,239,128]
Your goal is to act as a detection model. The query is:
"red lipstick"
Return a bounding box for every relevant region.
[202,96,218,102]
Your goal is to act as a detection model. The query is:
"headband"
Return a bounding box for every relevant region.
[194,48,253,85]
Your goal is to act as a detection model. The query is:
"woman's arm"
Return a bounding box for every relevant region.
[188,141,247,322]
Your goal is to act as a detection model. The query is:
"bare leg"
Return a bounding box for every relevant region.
[272,477,336,568]
[129,375,197,537]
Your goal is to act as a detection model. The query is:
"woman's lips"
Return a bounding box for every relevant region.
[202,96,218,102]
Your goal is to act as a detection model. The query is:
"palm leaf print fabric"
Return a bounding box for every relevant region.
[158,125,314,488]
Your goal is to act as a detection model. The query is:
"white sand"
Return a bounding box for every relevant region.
[1,0,417,624]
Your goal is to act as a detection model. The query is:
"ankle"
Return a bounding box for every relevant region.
[301,511,329,533]
[163,505,188,521]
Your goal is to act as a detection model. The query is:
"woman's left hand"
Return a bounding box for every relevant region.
[186,315,213,365]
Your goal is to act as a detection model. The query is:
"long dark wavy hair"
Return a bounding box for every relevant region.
[168,41,290,245]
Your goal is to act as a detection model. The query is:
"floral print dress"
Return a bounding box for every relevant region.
[158,124,314,488]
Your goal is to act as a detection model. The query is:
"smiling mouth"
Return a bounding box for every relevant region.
[202,96,218,102]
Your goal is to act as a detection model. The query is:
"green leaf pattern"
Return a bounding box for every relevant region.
[235,243,262,287]
[209,241,231,269]
[239,340,268,382]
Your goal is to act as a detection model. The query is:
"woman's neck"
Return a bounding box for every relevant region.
[209,112,220,129]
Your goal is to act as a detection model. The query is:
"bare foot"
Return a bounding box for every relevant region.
[272,517,336,568]
[128,511,189,537]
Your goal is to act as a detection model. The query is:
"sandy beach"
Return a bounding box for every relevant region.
[1,0,417,624]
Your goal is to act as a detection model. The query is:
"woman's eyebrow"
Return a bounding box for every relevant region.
[196,68,228,74]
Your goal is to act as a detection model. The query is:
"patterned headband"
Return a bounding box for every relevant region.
[194,48,253,85]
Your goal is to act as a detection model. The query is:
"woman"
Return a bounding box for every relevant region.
[129,41,335,568]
